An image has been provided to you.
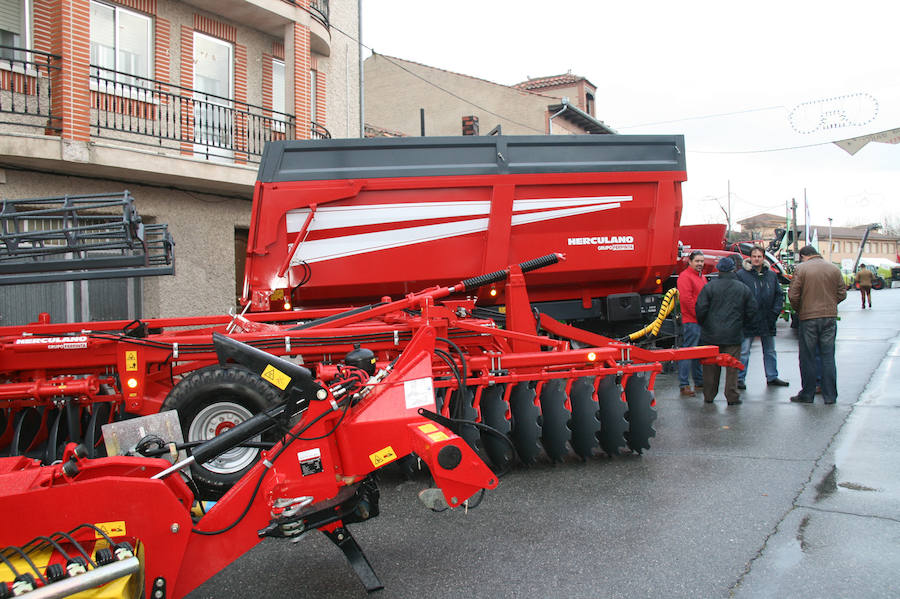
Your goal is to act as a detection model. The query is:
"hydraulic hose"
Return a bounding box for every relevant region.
[627,287,679,341]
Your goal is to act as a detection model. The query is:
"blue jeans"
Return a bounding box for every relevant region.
[738,335,778,383]
[678,322,703,387]
[798,318,837,402]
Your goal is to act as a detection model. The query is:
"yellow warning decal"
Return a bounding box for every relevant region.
[418,423,438,433]
[261,364,291,390]
[428,431,450,442]
[125,351,138,371]
[95,521,127,538]
[369,446,397,468]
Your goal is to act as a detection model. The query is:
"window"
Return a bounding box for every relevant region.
[272,59,285,116]
[309,68,317,123]
[0,0,30,61]
[90,0,152,84]
[193,32,233,162]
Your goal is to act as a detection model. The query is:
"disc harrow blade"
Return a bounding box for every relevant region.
[84,402,113,458]
[624,374,657,454]
[0,408,10,454]
[509,382,541,464]
[568,377,601,459]
[44,407,69,464]
[596,375,628,457]
[478,385,514,471]
[448,386,482,457]
[11,407,44,457]
[539,379,571,462]
[65,401,82,445]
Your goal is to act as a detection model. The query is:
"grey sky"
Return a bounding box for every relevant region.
[361,0,899,228]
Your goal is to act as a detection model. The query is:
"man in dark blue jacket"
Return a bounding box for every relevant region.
[696,256,757,405]
[735,246,789,389]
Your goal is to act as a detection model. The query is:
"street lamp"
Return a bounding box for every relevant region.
[828,217,833,262]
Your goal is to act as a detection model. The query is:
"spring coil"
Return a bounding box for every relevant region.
[627,287,679,341]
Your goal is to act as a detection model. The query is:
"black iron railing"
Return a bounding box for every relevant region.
[90,66,299,163]
[309,0,329,26]
[310,120,331,139]
[0,46,61,133]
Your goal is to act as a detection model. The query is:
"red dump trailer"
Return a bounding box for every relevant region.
[243,135,686,334]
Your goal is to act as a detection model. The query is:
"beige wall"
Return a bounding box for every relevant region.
[364,54,566,136]
[323,0,362,138]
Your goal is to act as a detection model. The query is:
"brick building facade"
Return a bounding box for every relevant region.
[0,0,361,325]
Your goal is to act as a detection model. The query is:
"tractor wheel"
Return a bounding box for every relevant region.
[873,277,885,291]
[162,366,282,499]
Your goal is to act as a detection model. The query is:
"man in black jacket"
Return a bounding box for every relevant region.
[696,256,757,405]
[735,246,789,389]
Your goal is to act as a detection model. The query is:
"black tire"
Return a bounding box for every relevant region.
[162,366,283,499]
[873,277,885,291]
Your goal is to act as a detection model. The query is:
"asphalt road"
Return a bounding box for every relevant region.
[187,287,900,599]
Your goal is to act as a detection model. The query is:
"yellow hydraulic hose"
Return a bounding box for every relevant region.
[627,287,679,341]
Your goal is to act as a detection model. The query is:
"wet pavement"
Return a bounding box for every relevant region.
[187,289,900,599]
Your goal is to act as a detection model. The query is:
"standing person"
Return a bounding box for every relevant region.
[736,246,789,389]
[695,257,756,405]
[787,245,847,404]
[677,250,707,396]
[854,263,874,309]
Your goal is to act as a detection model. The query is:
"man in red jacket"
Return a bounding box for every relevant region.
[677,250,707,396]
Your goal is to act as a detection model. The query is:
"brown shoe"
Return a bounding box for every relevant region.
[680,386,696,397]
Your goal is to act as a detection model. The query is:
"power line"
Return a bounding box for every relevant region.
[371,53,546,134]
[621,105,786,129]
[311,9,546,134]
[688,140,837,154]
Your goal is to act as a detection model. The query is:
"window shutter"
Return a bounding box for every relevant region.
[0,0,23,35]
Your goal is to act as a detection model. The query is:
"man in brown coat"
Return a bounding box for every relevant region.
[787,245,847,404]
[854,264,875,309]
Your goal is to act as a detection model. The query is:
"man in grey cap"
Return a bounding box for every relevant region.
[695,256,757,405]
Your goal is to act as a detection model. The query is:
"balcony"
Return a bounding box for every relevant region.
[0,47,331,171]
[0,46,61,135]
[90,66,314,164]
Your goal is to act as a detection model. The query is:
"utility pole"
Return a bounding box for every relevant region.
[828,217,833,262]
[727,180,732,242]
[791,198,798,255]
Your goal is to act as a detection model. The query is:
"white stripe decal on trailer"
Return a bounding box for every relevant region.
[285,196,633,233]
[289,201,625,264]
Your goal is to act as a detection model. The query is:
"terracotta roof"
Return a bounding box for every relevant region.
[364,123,407,138]
[514,73,594,91]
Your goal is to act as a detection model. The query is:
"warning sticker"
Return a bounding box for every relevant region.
[418,423,438,434]
[261,364,291,390]
[125,351,138,371]
[369,446,398,468]
[94,521,127,538]
[428,431,450,442]
[404,377,434,410]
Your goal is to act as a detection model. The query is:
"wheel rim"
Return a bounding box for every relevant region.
[188,402,259,474]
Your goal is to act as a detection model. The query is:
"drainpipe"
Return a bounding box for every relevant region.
[358,0,364,137]
[548,97,569,134]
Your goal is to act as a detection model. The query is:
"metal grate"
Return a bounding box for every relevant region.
[0,191,175,284]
